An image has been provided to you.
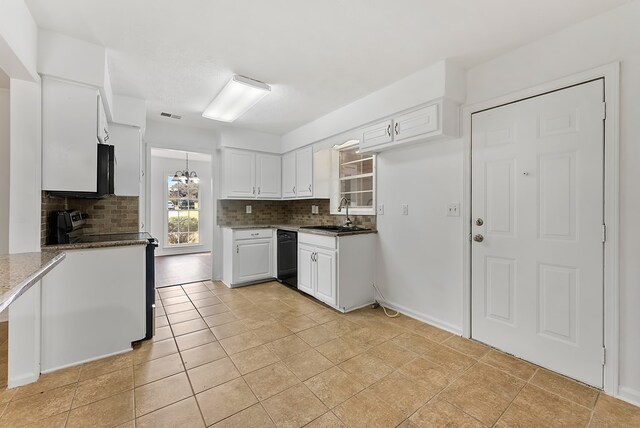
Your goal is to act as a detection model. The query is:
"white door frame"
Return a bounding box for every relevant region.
[461,62,620,395]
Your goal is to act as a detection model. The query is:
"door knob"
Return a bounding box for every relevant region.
[475,218,484,226]
[473,234,484,242]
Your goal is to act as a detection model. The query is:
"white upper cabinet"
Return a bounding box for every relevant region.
[281,152,297,199]
[223,149,256,198]
[256,154,281,199]
[295,146,314,197]
[394,104,439,142]
[109,124,141,196]
[361,120,393,150]
[359,98,459,153]
[221,149,283,199]
[42,77,100,192]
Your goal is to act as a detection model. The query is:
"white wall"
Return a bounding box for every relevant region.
[8,79,41,254]
[374,140,464,332]
[38,30,113,118]
[0,0,38,81]
[0,88,9,254]
[281,60,465,153]
[220,127,281,153]
[150,155,212,256]
[461,1,640,405]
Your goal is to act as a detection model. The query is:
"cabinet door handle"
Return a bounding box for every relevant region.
[310,252,314,262]
[293,186,296,194]
[252,187,255,195]
[394,122,399,135]
[308,184,312,192]
[236,245,239,254]
[258,187,261,195]
[386,124,391,136]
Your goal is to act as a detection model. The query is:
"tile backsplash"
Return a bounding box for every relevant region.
[41,192,139,245]
[217,199,376,229]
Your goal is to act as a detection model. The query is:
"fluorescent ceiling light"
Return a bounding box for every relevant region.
[202,75,271,122]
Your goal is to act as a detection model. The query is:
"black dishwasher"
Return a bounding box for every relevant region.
[277,230,298,288]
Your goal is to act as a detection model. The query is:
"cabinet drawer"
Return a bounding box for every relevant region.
[234,229,273,240]
[298,232,336,249]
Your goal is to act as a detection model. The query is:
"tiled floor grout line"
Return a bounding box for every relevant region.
[177,284,208,427]
[488,367,534,427]
[5,280,631,427]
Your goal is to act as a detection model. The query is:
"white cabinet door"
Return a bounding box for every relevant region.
[296,147,313,197]
[282,151,297,198]
[297,244,315,296]
[97,94,109,144]
[225,150,256,198]
[315,248,337,306]
[394,104,439,142]
[256,154,281,199]
[42,78,99,192]
[110,124,141,196]
[361,120,393,150]
[234,239,272,283]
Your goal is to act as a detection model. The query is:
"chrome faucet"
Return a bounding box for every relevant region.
[337,197,353,227]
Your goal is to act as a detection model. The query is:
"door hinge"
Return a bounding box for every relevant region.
[602,224,607,243]
[601,102,607,120]
[602,347,606,365]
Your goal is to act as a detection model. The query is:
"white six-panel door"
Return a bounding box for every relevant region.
[471,80,605,387]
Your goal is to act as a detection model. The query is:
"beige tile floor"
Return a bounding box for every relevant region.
[0,280,639,427]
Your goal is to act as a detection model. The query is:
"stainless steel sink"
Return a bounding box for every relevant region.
[299,225,370,233]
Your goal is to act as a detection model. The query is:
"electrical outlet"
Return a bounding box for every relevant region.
[401,204,409,215]
[311,205,319,214]
[377,204,384,215]
[447,203,460,217]
[245,205,252,214]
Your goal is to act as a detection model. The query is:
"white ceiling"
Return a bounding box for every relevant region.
[25,0,628,135]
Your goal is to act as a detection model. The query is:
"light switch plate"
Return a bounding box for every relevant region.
[401,204,409,215]
[447,203,460,217]
[377,204,384,215]
[246,205,252,214]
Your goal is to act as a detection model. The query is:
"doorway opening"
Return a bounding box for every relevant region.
[150,148,212,287]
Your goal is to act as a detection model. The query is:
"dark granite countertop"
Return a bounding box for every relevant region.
[0,250,66,312]
[42,232,155,250]
[220,224,377,237]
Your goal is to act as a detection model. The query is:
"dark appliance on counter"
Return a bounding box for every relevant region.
[277,229,298,288]
[50,209,88,244]
[48,144,115,198]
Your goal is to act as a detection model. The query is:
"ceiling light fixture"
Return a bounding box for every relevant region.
[202,75,271,122]
[172,153,199,184]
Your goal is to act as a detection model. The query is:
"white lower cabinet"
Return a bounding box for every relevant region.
[41,245,146,372]
[298,232,375,312]
[298,243,337,306]
[222,228,274,287]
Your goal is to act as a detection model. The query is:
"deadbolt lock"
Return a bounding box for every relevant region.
[475,218,484,226]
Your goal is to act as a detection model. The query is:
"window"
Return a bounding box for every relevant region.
[333,144,376,215]
[167,177,200,245]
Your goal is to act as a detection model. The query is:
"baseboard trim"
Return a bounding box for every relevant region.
[41,348,132,374]
[8,372,39,389]
[617,386,640,407]
[376,298,462,336]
